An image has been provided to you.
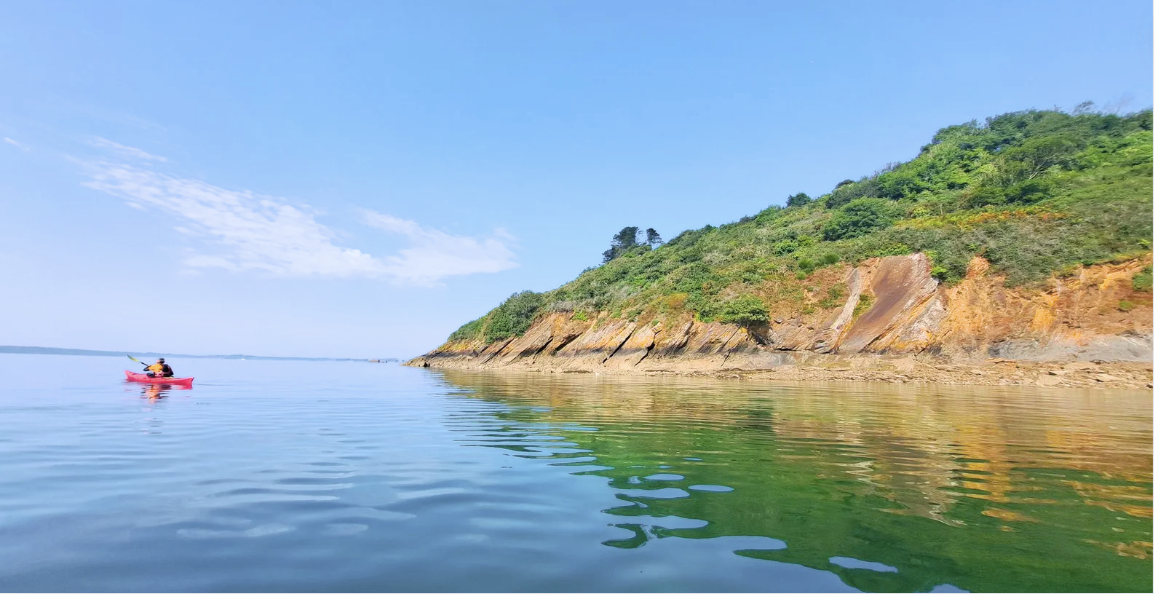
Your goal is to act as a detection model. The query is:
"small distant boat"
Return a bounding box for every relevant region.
[124,370,194,387]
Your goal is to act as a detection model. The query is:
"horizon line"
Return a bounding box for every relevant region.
[0,345,399,362]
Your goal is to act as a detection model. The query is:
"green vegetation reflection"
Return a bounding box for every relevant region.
[440,371,1153,593]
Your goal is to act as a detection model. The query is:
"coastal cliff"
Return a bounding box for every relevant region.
[406,107,1154,386]
[407,254,1153,383]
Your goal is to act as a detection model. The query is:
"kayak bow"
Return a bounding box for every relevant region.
[124,370,194,387]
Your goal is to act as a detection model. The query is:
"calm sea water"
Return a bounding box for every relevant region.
[0,354,1149,592]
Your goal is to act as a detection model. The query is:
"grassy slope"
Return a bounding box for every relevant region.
[452,108,1154,345]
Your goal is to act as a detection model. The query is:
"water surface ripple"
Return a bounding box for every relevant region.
[0,355,1149,592]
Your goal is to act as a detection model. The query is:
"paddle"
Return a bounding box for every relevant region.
[127,354,149,368]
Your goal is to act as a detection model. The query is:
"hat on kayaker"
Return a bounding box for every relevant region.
[158,358,165,362]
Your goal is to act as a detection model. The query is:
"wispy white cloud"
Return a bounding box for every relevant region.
[362,210,518,284]
[84,162,383,277]
[80,143,518,283]
[89,137,168,162]
[4,137,30,152]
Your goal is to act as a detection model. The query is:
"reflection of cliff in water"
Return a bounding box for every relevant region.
[436,370,1153,593]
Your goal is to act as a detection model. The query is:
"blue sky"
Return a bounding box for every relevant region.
[1,0,1150,358]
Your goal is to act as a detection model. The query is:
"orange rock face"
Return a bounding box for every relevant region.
[408,254,1153,373]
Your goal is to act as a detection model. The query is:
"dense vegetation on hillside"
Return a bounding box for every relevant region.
[450,107,1154,344]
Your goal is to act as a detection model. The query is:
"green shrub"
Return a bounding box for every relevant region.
[486,291,545,342]
[823,198,898,241]
[852,293,874,318]
[773,239,799,255]
[818,284,846,309]
[754,205,784,224]
[826,177,880,209]
[924,250,955,282]
[874,167,928,200]
[786,192,812,207]
[449,317,485,342]
[1117,300,1135,312]
[718,295,770,326]
[1133,266,1153,292]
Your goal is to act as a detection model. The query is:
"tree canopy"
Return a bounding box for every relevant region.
[786,192,812,207]
[602,226,641,263]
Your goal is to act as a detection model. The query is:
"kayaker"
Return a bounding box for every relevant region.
[146,358,174,378]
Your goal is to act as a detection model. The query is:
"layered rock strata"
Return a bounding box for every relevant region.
[407,254,1153,374]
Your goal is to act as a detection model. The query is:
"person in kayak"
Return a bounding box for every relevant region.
[146,358,174,378]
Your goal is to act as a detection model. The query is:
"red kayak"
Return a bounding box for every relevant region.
[125,370,194,387]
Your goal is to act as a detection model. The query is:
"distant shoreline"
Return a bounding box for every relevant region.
[0,345,398,363]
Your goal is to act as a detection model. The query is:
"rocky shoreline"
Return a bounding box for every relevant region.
[621,358,1153,390]
[414,352,1152,390]
[408,254,1153,390]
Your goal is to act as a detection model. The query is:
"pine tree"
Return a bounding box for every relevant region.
[602,226,640,263]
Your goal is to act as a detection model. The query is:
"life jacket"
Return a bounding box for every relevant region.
[147,363,164,372]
